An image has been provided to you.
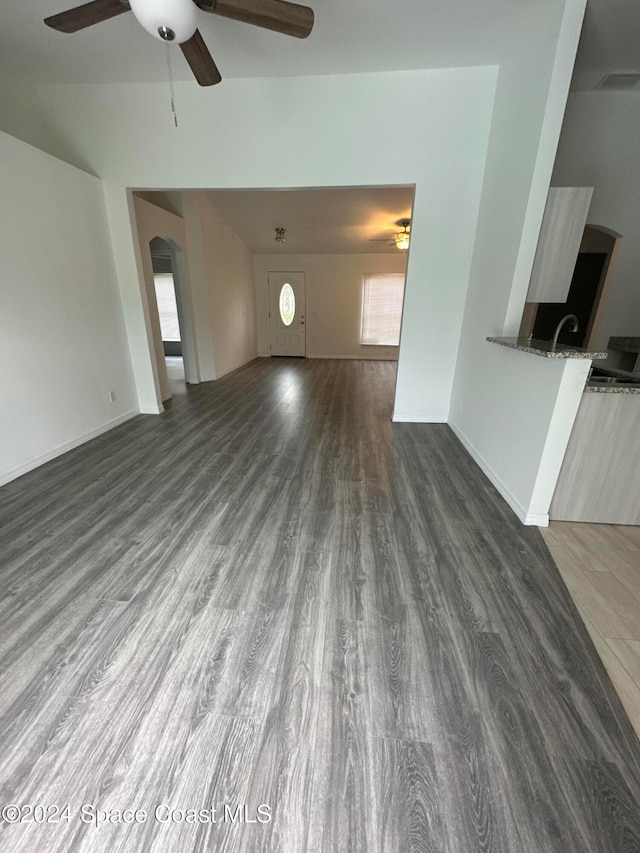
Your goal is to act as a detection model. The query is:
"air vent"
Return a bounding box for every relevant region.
[597,72,640,90]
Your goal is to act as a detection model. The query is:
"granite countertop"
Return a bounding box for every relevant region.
[585,365,640,394]
[486,337,608,359]
[585,384,640,394]
[608,336,640,353]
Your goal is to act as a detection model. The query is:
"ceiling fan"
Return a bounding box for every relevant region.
[369,219,411,250]
[44,0,315,87]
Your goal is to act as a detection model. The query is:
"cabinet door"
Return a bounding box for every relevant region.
[527,187,593,303]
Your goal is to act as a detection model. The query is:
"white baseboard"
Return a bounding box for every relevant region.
[449,422,548,527]
[139,404,164,414]
[215,354,259,379]
[0,409,140,488]
[259,353,397,362]
[521,512,550,527]
[392,411,448,423]
[308,353,398,361]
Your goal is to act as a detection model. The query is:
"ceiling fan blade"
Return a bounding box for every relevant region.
[180,30,222,86]
[45,0,130,33]
[195,0,314,39]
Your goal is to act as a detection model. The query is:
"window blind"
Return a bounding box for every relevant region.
[360,273,406,346]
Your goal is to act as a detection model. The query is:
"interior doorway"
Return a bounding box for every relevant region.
[152,240,183,359]
[148,236,199,394]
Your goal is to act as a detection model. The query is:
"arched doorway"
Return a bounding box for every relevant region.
[148,236,199,395]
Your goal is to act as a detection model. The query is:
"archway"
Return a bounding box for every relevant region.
[148,236,200,394]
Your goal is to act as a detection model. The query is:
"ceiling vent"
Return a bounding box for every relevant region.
[596,72,640,90]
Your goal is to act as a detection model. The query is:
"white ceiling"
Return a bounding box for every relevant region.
[0,0,640,89]
[202,186,415,254]
[0,0,635,91]
[0,0,562,86]
[571,0,640,91]
[0,0,636,90]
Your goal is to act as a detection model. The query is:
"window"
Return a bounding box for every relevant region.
[279,282,296,326]
[360,273,405,346]
[154,273,181,341]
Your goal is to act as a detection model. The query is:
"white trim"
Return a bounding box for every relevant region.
[308,354,399,361]
[0,409,140,487]
[215,355,258,379]
[392,411,448,423]
[522,512,550,527]
[139,404,164,414]
[449,422,549,526]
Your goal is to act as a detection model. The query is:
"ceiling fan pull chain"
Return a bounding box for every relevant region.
[166,41,179,127]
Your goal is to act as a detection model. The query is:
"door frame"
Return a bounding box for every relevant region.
[165,243,199,384]
[148,237,200,391]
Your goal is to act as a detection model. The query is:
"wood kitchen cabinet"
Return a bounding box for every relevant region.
[526,186,593,303]
[550,391,640,524]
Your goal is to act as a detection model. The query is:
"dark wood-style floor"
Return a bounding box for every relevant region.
[1,358,639,853]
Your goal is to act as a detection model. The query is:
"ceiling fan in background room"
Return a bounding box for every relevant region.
[369,219,411,251]
[44,0,315,86]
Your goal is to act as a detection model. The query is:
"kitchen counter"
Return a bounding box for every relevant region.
[584,380,640,394]
[585,384,640,394]
[487,336,608,359]
[551,391,640,524]
[585,365,640,394]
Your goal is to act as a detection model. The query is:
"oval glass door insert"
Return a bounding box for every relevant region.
[279,283,296,326]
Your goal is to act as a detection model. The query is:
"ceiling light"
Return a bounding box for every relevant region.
[275,227,286,243]
[129,0,197,43]
[395,220,410,251]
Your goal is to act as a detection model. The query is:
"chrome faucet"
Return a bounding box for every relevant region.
[551,314,579,351]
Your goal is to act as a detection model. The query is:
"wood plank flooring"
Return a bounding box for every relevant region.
[542,521,640,735]
[1,357,639,852]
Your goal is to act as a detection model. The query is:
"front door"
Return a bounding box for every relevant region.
[268,272,306,356]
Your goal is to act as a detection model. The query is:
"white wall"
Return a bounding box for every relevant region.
[0,131,137,485]
[449,0,588,524]
[181,192,217,381]
[0,66,54,156]
[192,194,257,378]
[254,253,406,359]
[36,67,497,423]
[451,346,591,524]
[552,92,640,363]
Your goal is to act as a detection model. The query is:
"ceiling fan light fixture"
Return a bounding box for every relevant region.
[394,221,411,251]
[129,0,198,43]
